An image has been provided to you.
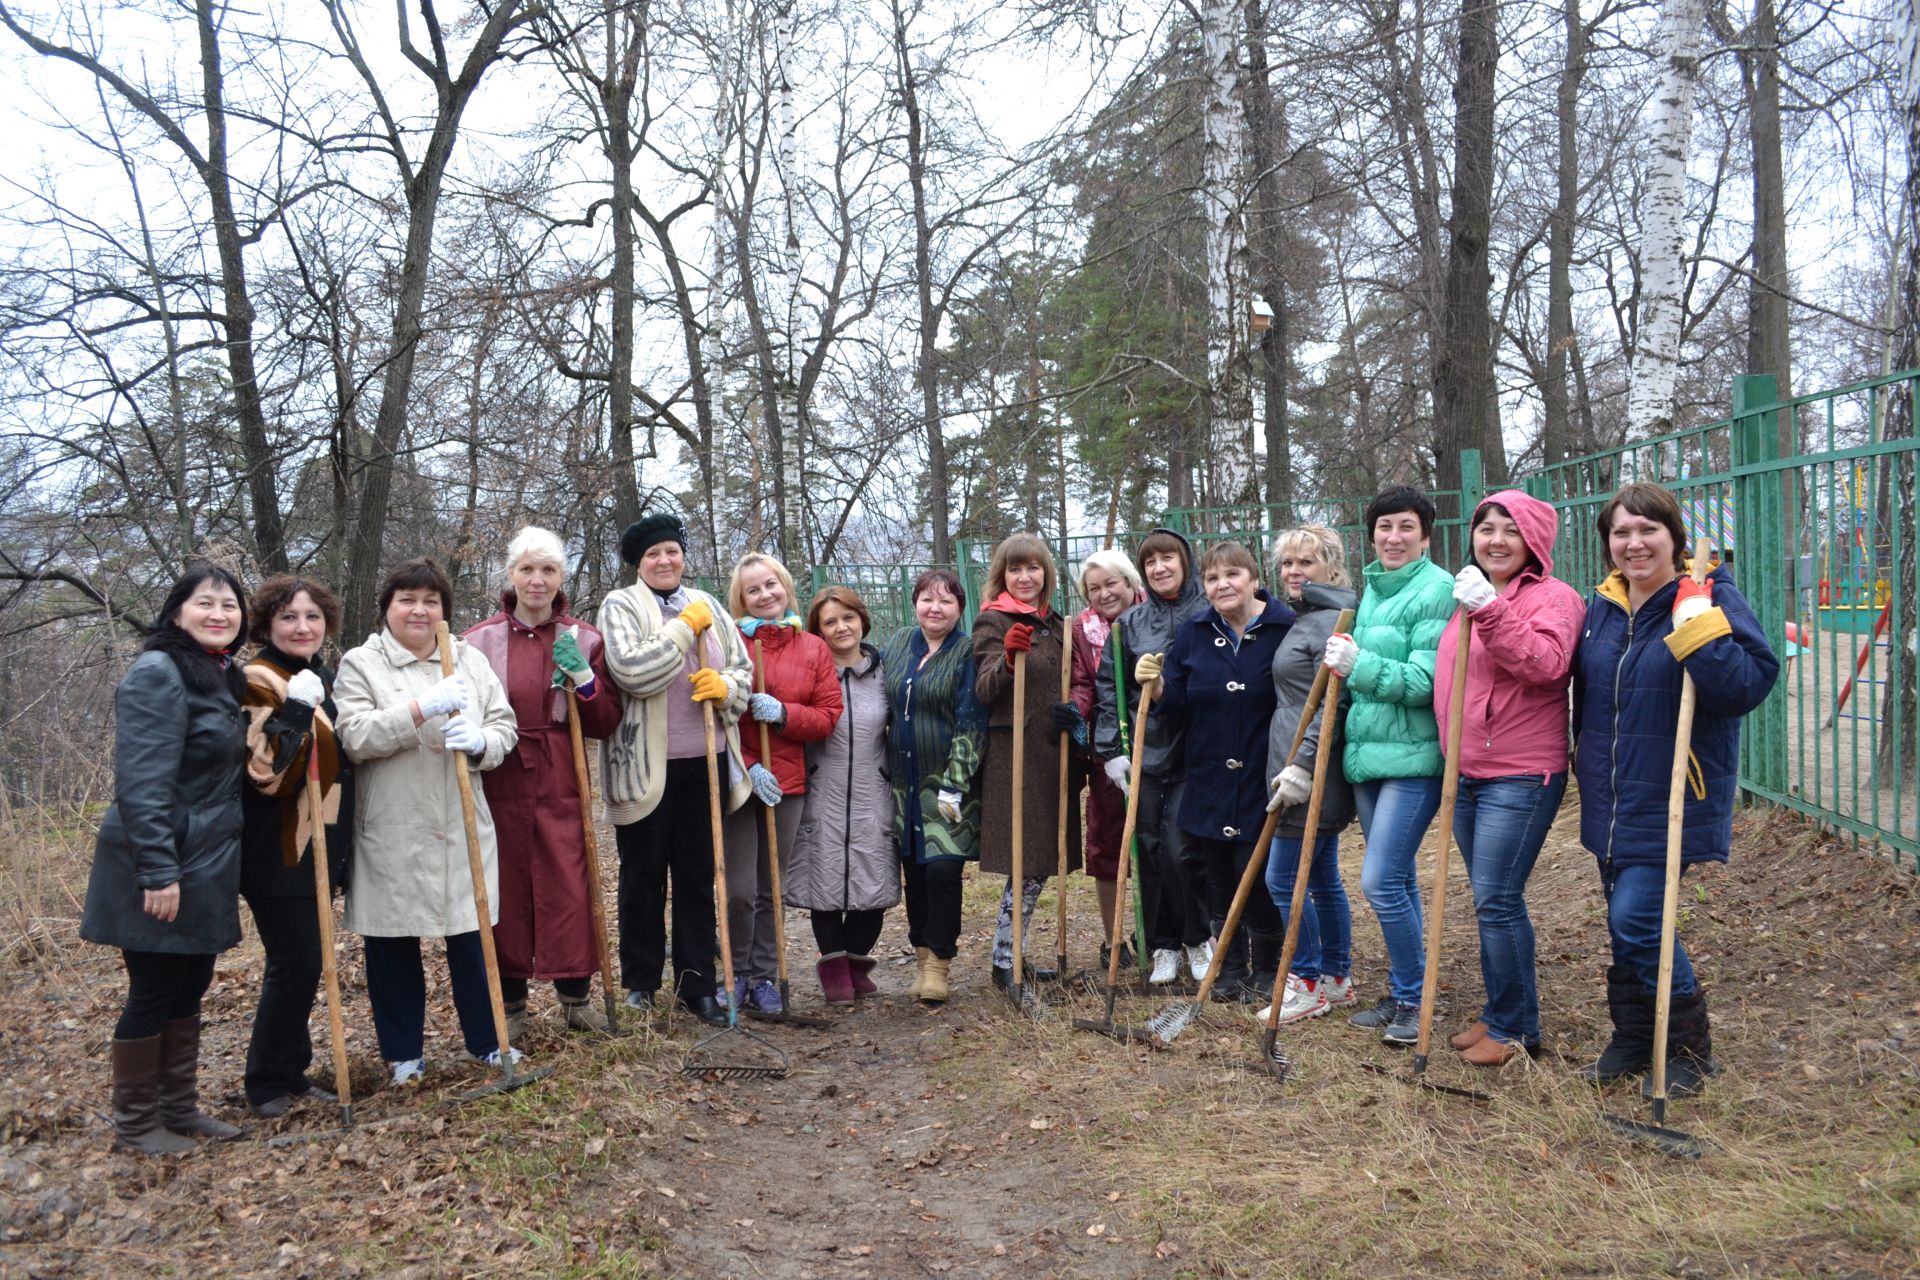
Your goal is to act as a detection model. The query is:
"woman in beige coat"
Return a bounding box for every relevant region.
[334,557,518,1086]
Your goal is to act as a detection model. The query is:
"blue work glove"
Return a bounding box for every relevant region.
[748,762,783,807]
[748,692,786,725]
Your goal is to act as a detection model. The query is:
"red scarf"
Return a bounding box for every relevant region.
[982,590,1046,618]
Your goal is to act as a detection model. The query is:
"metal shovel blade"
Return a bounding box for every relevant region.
[1602,1111,1708,1159]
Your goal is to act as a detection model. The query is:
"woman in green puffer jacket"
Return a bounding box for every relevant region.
[1320,485,1455,1047]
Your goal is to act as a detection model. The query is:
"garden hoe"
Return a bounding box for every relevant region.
[565,670,624,1037]
[436,623,556,1105]
[1072,682,1158,1046]
[1004,648,1050,1022]
[682,681,789,1081]
[1357,614,1490,1104]
[1146,640,1343,1047]
[744,638,831,1030]
[1602,554,1711,1160]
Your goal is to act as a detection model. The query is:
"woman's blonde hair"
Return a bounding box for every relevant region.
[727,552,799,619]
[981,532,1057,612]
[1270,525,1350,589]
[1076,548,1143,601]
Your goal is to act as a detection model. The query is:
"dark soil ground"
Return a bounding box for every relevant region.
[2,796,1917,1278]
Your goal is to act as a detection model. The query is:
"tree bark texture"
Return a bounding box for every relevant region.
[1200,0,1252,506]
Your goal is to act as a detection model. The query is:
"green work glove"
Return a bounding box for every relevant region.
[550,628,595,694]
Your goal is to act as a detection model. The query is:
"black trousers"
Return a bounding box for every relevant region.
[1137,773,1211,951]
[117,950,216,1040]
[1189,834,1283,974]
[900,856,964,960]
[242,892,323,1104]
[615,756,718,1002]
[810,909,886,957]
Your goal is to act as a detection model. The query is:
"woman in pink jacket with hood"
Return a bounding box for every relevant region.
[1433,489,1583,1065]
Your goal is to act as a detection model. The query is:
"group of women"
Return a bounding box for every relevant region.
[84,481,1777,1155]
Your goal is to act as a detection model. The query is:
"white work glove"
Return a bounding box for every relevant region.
[1266,764,1312,812]
[936,789,963,824]
[1103,754,1132,798]
[415,673,469,720]
[441,716,487,757]
[285,669,325,707]
[1322,633,1358,678]
[748,693,786,725]
[748,763,784,806]
[1453,564,1497,613]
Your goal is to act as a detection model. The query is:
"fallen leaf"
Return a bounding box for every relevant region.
[1106,1191,1121,1202]
[1028,1117,1051,1130]
[1087,1223,1107,1237]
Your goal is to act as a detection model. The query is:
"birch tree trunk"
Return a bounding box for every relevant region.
[1878,0,1920,783]
[773,0,807,566]
[1199,0,1252,503]
[1624,0,1707,436]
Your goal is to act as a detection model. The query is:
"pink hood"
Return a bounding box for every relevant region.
[1434,489,1584,779]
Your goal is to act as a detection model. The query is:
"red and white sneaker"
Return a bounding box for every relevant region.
[1251,974,1330,1026]
[1319,974,1357,1008]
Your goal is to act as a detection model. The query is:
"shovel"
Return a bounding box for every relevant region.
[1603,554,1712,1159]
[306,744,354,1128]
[1072,682,1158,1046]
[564,679,622,1036]
[435,622,555,1102]
[1053,632,1074,981]
[682,690,789,1081]
[1357,612,1490,1104]
[1003,648,1048,1021]
[744,637,830,1030]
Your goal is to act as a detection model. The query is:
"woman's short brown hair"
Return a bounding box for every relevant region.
[1200,540,1261,581]
[249,575,344,646]
[911,568,966,611]
[1597,482,1689,571]
[377,557,454,617]
[981,532,1057,611]
[806,586,872,641]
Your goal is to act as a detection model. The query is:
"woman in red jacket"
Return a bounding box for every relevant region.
[465,526,623,1036]
[1069,549,1145,969]
[723,553,844,1013]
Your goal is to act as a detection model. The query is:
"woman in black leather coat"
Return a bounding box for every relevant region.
[81,566,252,1154]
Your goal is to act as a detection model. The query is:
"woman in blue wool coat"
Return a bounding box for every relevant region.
[1574,482,1778,1098]
[1137,541,1294,1002]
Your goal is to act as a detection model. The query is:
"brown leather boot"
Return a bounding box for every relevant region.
[111,1037,196,1155]
[1460,1035,1522,1067]
[158,1017,243,1141]
[1450,1020,1489,1051]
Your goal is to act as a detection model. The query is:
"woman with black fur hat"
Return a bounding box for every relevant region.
[597,512,755,1027]
[82,565,253,1154]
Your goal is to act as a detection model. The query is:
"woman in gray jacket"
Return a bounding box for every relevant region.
[787,587,898,1003]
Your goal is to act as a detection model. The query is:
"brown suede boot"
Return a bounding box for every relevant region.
[158,1017,243,1141]
[1450,1020,1489,1051]
[111,1037,196,1155]
[918,955,950,1004]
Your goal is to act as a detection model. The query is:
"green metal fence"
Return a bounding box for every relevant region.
[1527,371,1920,874]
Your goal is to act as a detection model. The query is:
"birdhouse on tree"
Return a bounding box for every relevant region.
[1249,298,1274,333]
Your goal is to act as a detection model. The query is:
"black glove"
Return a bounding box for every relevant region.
[1050,702,1088,747]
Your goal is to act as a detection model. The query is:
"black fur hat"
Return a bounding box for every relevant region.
[620,512,688,566]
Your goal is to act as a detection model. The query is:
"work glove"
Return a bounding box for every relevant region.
[415,673,469,720]
[1103,755,1132,798]
[1002,622,1034,669]
[285,669,325,707]
[1133,652,1164,685]
[1672,577,1714,625]
[1266,764,1312,812]
[1322,633,1357,678]
[550,628,595,696]
[689,668,730,703]
[748,763,783,807]
[442,716,487,757]
[1050,701,1087,747]
[1453,565,1497,613]
[748,692,786,725]
[677,598,714,636]
[936,789,963,824]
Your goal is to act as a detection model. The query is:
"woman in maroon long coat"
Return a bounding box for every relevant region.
[465,526,622,1034]
[1069,549,1145,970]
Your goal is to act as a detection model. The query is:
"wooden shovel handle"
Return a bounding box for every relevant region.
[565,686,619,1023]
[1010,648,1027,987]
[1265,664,1350,1031]
[1056,628,1072,970]
[753,638,791,989]
[1413,612,1472,1064]
[306,747,352,1117]
[1102,682,1157,990]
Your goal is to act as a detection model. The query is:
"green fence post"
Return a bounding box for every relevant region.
[1732,373,1789,800]
[1460,448,1485,514]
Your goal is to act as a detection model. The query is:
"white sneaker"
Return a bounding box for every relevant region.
[1148,948,1181,985]
[1185,940,1214,982]
[1320,974,1357,1008]
[1255,974,1328,1026]
[466,1046,525,1068]
[389,1058,425,1087]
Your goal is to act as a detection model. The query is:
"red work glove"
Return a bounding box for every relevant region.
[1003,622,1034,669]
[1672,577,1714,625]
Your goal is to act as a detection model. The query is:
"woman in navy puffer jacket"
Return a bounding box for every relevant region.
[1573,482,1778,1099]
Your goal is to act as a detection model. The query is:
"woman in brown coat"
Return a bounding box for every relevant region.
[972,533,1081,992]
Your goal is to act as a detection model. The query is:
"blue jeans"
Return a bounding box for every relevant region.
[1264,831,1352,981]
[1454,773,1566,1045]
[363,932,498,1063]
[1601,861,1698,998]
[1354,777,1443,1005]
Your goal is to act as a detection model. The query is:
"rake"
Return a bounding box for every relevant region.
[681,692,789,1081]
[1004,648,1050,1022]
[564,672,624,1038]
[1072,681,1159,1046]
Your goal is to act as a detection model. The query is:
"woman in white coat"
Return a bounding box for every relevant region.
[334,557,518,1086]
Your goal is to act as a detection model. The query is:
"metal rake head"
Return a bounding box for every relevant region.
[1143,1000,1203,1045]
[680,1023,790,1081]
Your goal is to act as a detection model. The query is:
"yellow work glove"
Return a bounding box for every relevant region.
[1133,652,1164,684]
[678,598,714,636]
[689,667,730,703]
